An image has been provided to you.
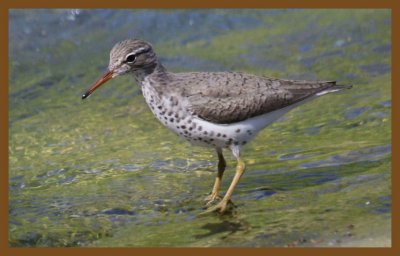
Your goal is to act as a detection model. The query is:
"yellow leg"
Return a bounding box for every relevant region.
[204,156,245,214]
[205,148,226,206]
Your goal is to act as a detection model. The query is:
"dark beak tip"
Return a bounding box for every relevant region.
[82,93,89,100]
[81,70,113,100]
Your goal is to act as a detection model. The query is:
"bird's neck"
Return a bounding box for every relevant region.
[133,61,168,85]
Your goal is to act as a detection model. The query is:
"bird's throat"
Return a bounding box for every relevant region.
[133,62,167,85]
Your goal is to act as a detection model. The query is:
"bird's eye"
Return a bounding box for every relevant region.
[125,54,136,63]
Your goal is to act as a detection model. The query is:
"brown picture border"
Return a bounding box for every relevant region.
[1,0,398,255]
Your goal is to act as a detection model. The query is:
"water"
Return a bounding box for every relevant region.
[9,9,391,247]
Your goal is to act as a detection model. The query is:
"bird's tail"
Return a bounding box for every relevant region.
[316,83,352,96]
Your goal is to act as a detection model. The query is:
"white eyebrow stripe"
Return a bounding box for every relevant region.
[128,47,149,56]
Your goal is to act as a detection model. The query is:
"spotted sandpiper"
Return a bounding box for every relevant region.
[82,39,351,214]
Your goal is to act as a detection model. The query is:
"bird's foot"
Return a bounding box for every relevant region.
[204,193,221,207]
[200,199,234,215]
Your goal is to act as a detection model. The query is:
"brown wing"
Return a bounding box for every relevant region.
[178,72,339,124]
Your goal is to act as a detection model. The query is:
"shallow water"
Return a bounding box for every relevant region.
[9,9,391,247]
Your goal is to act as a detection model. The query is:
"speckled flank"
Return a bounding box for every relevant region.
[142,77,287,152]
[142,79,253,150]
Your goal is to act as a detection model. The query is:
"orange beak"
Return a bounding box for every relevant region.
[82,70,114,99]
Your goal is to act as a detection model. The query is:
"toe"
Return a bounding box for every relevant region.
[204,193,221,206]
[199,200,229,215]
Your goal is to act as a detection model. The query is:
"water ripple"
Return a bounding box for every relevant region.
[299,145,391,169]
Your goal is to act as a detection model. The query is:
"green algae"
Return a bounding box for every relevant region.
[9,9,391,247]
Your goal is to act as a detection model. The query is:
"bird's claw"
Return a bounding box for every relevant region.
[199,199,234,216]
[202,200,228,215]
[204,193,221,207]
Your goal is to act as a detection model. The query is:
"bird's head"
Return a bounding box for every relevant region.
[82,39,157,99]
